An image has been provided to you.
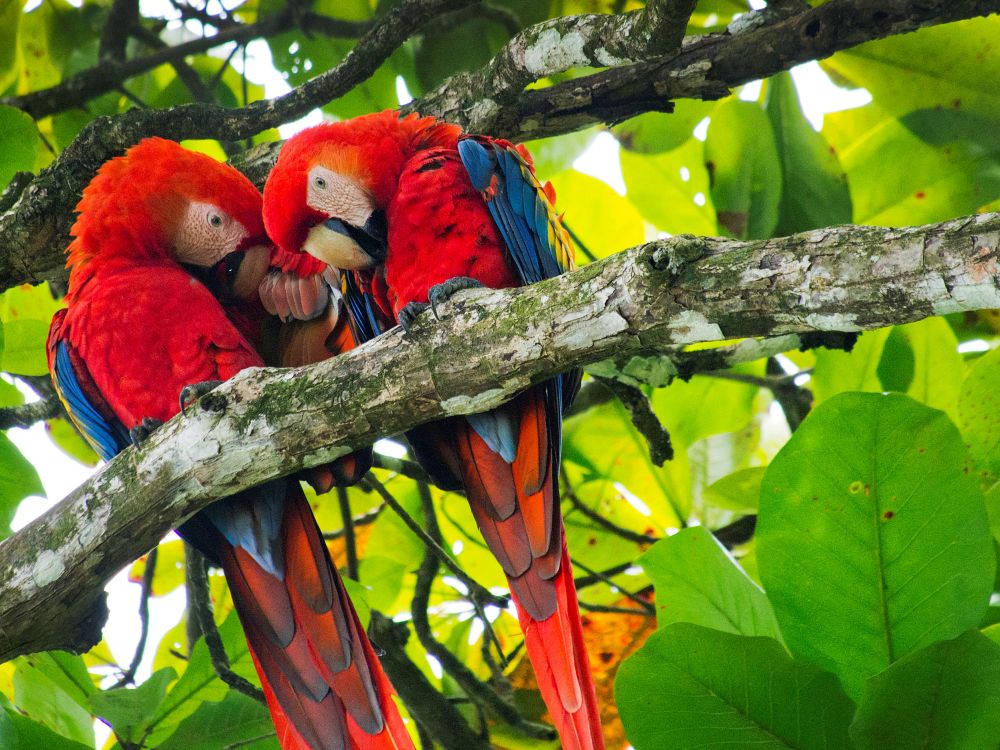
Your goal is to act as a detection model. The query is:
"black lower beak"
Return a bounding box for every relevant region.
[324,210,387,262]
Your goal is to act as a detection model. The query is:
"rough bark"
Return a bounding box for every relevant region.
[1,210,998,661]
[2,0,998,294]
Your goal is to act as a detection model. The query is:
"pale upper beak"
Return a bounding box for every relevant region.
[204,243,271,301]
[303,211,387,270]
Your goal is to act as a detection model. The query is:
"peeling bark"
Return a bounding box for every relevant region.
[1,211,998,661]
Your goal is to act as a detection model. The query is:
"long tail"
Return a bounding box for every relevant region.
[419,387,603,750]
[184,479,411,750]
[515,541,602,750]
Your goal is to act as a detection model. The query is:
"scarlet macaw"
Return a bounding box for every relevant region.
[47,138,411,750]
[262,111,603,750]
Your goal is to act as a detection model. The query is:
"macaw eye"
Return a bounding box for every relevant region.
[208,213,223,228]
[314,176,327,190]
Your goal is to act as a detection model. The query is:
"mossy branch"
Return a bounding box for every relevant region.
[0,211,998,661]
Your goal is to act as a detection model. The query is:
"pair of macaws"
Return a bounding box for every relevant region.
[48,111,603,750]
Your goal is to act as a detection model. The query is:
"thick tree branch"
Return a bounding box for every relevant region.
[2,0,998,294]
[0,213,997,660]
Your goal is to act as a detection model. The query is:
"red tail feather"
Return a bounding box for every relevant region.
[221,484,414,750]
[515,542,603,750]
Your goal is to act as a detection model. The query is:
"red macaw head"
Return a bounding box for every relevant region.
[263,110,459,271]
[68,137,271,301]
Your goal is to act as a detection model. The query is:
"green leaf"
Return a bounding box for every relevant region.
[12,657,94,746]
[823,17,1000,120]
[764,72,851,233]
[613,99,718,154]
[823,103,1000,226]
[0,106,38,190]
[893,317,964,419]
[639,527,780,638]
[522,128,597,178]
[547,170,644,261]
[87,667,175,743]
[0,703,91,750]
[957,345,1000,485]
[850,631,1000,750]
[0,0,20,93]
[757,392,995,699]
[0,433,44,540]
[810,328,890,403]
[144,611,257,746]
[876,325,915,393]
[620,136,717,236]
[17,652,95,707]
[704,465,765,514]
[616,623,854,750]
[44,418,99,467]
[704,99,782,239]
[0,283,63,376]
[157,691,279,750]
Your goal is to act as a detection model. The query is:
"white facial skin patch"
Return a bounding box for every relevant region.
[174,200,248,267]
[304,165,380,269]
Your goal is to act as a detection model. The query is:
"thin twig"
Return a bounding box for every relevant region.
[362,475,508,608]
[371,451,434,484]
[578,601,653,616]
[336,486,359,581]
[185,545,266,704]
[570,557,655,615]
[562,468,659,546]
[112,546,157,687]
[593,375,673,465]
[322,502,385,540]
[0,397,63,430]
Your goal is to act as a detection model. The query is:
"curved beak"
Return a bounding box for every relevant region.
[206,243,271,301]
[304,210,387,270]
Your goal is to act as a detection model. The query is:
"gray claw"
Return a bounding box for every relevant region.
[180,380,223,415]
[130,417,164,445]
[427,277,484,320]
[398,302,430,333]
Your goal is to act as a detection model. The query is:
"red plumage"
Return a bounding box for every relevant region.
[264,113,604,750]
[49,138,412,750]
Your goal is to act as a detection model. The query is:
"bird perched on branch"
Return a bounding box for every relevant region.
[262,111,603,750]
[47,138,412,750]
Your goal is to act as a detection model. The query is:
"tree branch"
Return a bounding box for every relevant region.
[3,0,998,294]
[0,213,997,660]
[0,397,63,431]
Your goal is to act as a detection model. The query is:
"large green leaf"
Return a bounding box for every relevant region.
[87,667,175,743]
[144,610,258,746]
[639,527,780,638]
[0,106,38,189]
[850,631,1000,750]
[0,283,63,376]
[0,433,44,540]
[757,393,994,698]
[823,17,1000,120]
[12,658,93,746]
[620,136,717,236]
[704,99,782,239]
[0,0,20,93]
[957,345,1000,485]
[809,328,890,403]
[613,99,718,154]
[764,72,851,233]
[0,695,90,750]
[824,103,1000,226]
[547,170,644,261]
[616,623,854,750]
[886,317,964,419]
[157,691,280,750]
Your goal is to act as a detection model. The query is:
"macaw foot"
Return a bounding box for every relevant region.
[129,417,164,445]
[398,301,429,334]
[427,276,484,319]
[180,380,223,415]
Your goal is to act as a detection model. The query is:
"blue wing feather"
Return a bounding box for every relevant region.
[53,341,130,461]
[457,136,582,446]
